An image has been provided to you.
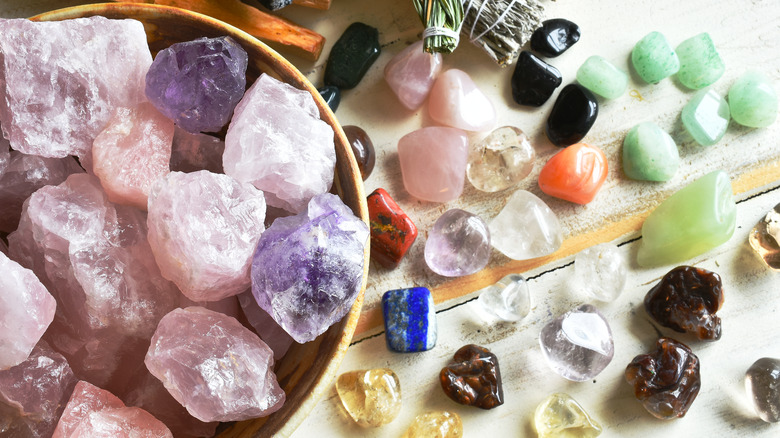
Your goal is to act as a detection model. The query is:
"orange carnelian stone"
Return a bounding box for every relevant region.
[538,143,608,204]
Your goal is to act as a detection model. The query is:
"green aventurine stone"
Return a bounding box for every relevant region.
[682,89,730,146]
[637,170,736,267]
[631,31,680,83]
[576,56,628,99]
[324,22,381,89]
[623,122,679,181]
[728,70,779,128]
[676,33,725,90]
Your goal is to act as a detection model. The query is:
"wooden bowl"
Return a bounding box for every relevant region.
[31,4,369,437]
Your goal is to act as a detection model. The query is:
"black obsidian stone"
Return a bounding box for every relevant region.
[318,85,341,112]
[511,51,562,107]
[546,84,598,147]
[256,0,293,11]
[324,22,381,90]
[531,18,581,58]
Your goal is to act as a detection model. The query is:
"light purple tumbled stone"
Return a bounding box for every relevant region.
[145,307,285,422]
[251,193,369,343]
[223,73,336,213]
[170,126,225,174]
[424,209,491,277]
[145,36,248,133]
[238,291,295,361]
[384,40,443,110]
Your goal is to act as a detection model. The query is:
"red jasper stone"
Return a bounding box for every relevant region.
[538,143,608,204]
[367,188,418,268]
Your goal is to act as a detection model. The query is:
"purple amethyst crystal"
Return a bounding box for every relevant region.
[145,36,248,133]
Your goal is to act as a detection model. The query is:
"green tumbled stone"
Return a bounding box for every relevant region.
[682,89,730,146]
[325,22,381,89]
[576,55,628,99]
[676,33,725,90]
[623,122,679,182]
[637,170,736,267]
[728,70,779,128]
[631,31,680,83]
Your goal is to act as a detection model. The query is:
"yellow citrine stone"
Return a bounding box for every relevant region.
[534,393,602,438]
[402,411,463,438]
[335,368,401,427]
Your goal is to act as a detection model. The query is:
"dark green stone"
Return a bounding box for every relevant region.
[318,85,340,112]
[325,22,381,90]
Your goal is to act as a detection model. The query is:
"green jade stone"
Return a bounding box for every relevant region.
[623,121,679,182]
[576,55,628,99]
[631,31,680,83]
[728,70,779,128]
[637,170,736,267]
[676,33,725,90]
[324,22,381,89]
[682,89,730,146]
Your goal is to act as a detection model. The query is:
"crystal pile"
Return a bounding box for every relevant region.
[745,357,780,423]
[440,344,504,410]
[335,368,402,427]
[424,209,491,277]
[467,126,536,192]
[402,411,463,438]
[574,243,628,302]
[474,274,531,322]
[170,126,225,173]
[384,40,443,110]
[489,190,563,260]
[534,393,602,438]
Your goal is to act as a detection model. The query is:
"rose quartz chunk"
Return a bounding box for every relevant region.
[223,73,336,213]
[0,252,56,370]
[0,17,151,159]
[145,307,285,422]
[92,103,174,210]
[428,69,497,132]
[147,171,266,301]
[170,126,225,173]
[384,40,443,110]
[398,126,469,202]
[0,143,8,176]
[238,291,295,360]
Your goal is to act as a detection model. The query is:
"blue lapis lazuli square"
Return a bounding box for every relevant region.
[382,287,437,353]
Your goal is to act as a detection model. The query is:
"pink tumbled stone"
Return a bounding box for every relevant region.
[147,171,266,302]
[398,126,469,202]
[238,290,295,361]
[0,251,56,370]
[53,381,125,438]
[428,69,497,132]
[384,40,443,110]
[145,307,285,422]
[92,102,174,210]
[170,126,224,174]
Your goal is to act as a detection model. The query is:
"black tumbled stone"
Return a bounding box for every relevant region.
[511,51,562,107]
[318,85,341,112]
[325,22,381,90]
[546,83,598,147]
[256,0,293,11]
[531,18,581,58]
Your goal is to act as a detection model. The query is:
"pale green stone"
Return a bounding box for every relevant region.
[728,70,778,128]
[682,89,730,146]
[576,56,628,99]
[622,122,679,181]
[637,170,736,267]
[631,31,680,83]
[676,33,725,90]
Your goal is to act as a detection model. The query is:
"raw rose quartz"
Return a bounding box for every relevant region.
[238,290,295,360]
[145,307,285,422]
[384,40,443,110]
[428,69,497,132]
[92,102,174,210]
[147,171,266,301]
[223,73,336,213]
[0,143,8,176]
[0,251,56,370]
[53,381,125,438]
[398,126,469,203]
[0,17,151,159]
[170,126,224,173]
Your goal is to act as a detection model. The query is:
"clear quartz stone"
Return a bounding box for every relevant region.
[745,357,780,423]
[467,126,535,192]
[489,190,563,260]
[749,203,780,270]
[574,243,628,302]
[534,393,602,438]
[474,274,531,322]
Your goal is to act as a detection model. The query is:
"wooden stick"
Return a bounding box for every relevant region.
[292,0,331,10]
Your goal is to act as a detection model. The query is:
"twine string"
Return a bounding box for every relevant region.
[422,25,461,45]
[462,0,520,42]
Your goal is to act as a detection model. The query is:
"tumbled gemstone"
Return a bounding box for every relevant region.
[474,274,531,322]
[622,121,679,182]
[170,126,225,174]
[343,125,376,180]
[637,170,736,267]
[575,243,627,302]
[576,55,628,99]
[402,411,462,438]
[745,357,780,423]
[682,89,730,146]
[728,70,779,128]
[534,393,602,438]
[398,126,468,203]
[530,18,581,58]
[676,33,725,90]
[631,31,680,83]
[318,85,341,112]
[257,0,292,10]
[424,209,491,277]
[237,291,295,361]
[325,22,381,89]
[384,40,443,110]
[367,188,418,268]
[428,69,497,132]
[749,202,780,270]
[538,142,608,204]
[467,126,536,192]
[440,344,503,409]
[625,337,700,419]
[489,190,563,260]
[546,84,599,147]
[335,369,402,427]
[539,304,614,382]
[511,51,563,107]
[382,287,437,352]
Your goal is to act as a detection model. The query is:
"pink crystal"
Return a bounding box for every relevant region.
[238,291,295,360]
[223,73,336,213]
[145,307,285,422]
[147,171,266,301]
[92,102,174,210]
[428,69,497,132]
[384,40,443,110]
[0,17,151,159]
[398,126,469,202]
[53,381,125,438]
[0,142,8,176]
[170,126,225,173]
[0,252,56,370]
